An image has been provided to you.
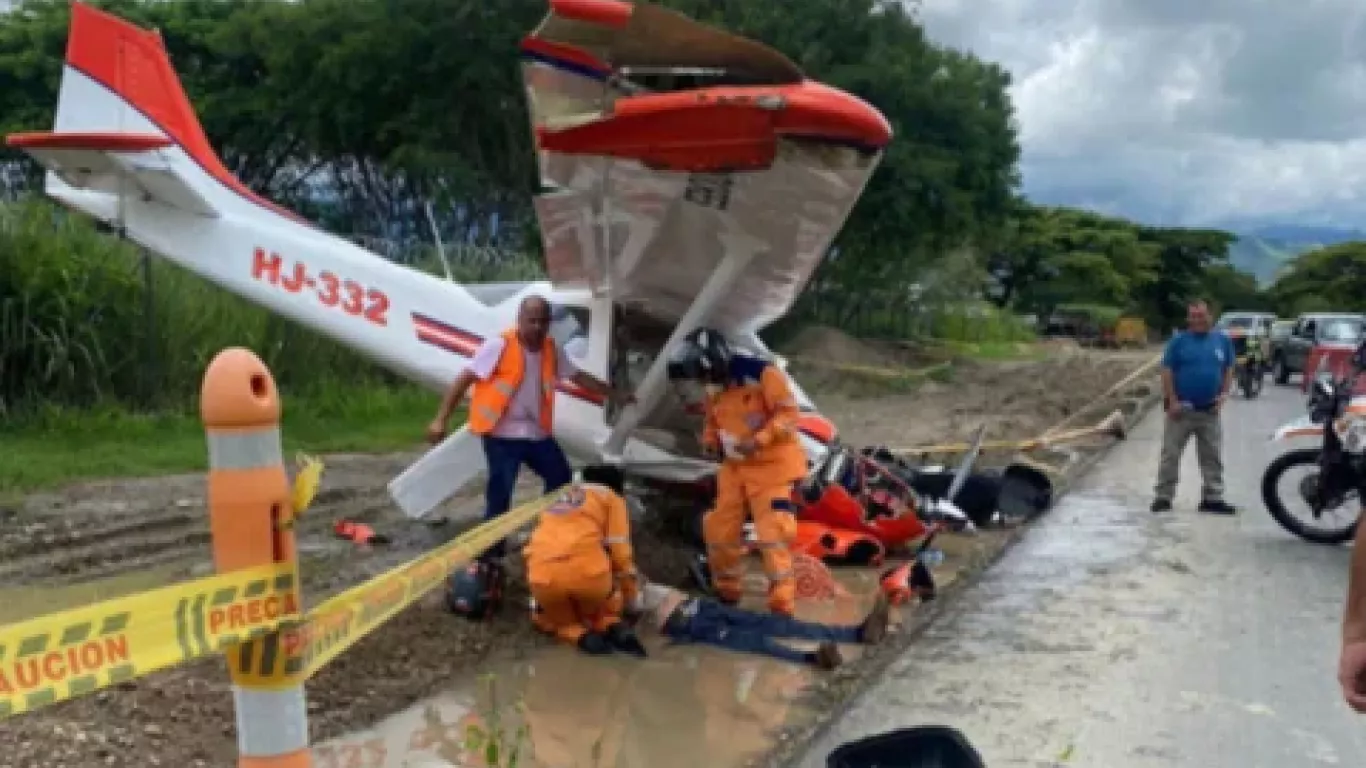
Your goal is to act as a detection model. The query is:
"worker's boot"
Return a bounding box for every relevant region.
[605,623,648,658]
[807,641,842,670]
[577,632,612,656]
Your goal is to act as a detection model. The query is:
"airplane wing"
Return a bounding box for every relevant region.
[522,0,890,336]
[520,0,892,459]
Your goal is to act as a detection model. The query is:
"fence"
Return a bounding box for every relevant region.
[0,347,553,765]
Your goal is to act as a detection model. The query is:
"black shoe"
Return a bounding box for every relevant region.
[577,632,613,656]
[605,623,648,657]
[808,641,843,670]
[857,593,891,645]
[1198,499,1237,515]
[1150,499,1172,513]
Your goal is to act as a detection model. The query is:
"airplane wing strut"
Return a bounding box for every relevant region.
[600,229,766,461]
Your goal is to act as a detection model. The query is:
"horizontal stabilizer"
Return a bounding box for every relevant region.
[388,427,487,520]
[6,131,219,217]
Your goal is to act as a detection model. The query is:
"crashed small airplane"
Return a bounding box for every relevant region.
[6,0,893,522]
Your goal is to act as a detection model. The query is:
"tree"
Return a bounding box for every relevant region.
[1134,227,1237,332]
[1269,242,1366,315]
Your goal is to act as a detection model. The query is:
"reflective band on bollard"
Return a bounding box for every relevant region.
[234,687,310,758]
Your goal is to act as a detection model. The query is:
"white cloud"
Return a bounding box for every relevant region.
[913,0,1366,228]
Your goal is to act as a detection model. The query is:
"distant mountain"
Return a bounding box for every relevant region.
[1228,226,1366,287]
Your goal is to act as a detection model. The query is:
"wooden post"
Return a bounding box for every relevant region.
[201,348,311,768]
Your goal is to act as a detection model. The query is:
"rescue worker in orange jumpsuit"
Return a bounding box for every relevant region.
[427,295,628,563]
[667,328,808,616]
[523,464,649,656]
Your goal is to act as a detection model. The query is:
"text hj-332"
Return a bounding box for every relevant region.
[251,248,391,326]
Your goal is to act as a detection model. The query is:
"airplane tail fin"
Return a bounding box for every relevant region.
[6,1,299,223]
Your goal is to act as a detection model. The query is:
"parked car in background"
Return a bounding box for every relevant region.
[1273,312,1366,385]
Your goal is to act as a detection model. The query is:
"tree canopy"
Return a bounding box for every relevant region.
[0,0,1255,336]
[1266,241,1366,316]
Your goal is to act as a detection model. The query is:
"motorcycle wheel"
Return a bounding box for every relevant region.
[1273,356,1290,385]
[1261,448,1359,545]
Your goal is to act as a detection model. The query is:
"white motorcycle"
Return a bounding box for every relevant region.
[1262,343,1366,544]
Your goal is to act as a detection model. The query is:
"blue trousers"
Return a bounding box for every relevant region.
[481,436,572,559]
[664,599,860,664]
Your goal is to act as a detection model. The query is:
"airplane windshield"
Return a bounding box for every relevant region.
[550,304,588,364]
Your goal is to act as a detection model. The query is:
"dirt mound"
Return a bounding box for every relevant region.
[814,348,1153,453]
[781,325,899,369]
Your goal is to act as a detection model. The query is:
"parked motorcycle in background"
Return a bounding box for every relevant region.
[1261,341,1366,544]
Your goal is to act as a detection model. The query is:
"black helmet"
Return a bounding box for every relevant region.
[446,560,506,621]
[667,327,733,386]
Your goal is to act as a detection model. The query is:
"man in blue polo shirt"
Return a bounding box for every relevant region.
[1152,300,1237,514]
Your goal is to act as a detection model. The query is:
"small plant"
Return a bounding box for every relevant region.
[462,673,531,768]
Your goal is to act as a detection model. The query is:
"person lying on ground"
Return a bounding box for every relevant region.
[523,464,648,657]
[626,578,892,669]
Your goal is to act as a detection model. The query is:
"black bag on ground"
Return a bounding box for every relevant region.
[827,726,986,768]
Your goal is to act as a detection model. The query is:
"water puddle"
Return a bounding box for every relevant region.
[0,564,184,625]
[314,570,884,768]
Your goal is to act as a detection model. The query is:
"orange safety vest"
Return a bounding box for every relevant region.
[467,330,558,435]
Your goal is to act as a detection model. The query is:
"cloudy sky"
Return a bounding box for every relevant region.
[915,0,1366,230]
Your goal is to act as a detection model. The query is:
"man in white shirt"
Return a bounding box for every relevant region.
[427,296,627,560]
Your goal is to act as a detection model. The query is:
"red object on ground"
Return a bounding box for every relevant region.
[790,518,885,566]
[797,482,928,550]
[334,519,390,546]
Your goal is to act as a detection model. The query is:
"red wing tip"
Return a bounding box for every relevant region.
[549,0,632,28]
[6,132,172,152]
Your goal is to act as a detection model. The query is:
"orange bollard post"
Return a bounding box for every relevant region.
[201,348,312,768]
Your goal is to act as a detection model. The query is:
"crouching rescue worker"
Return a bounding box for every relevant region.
[668,328,807,616]
[523,464,648,657]
[630,577,891,669]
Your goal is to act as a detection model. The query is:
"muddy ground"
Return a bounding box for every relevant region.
[0,328,1156,767]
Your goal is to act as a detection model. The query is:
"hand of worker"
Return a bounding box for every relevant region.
[1166,401,1183,420]
[614,388,637,406]
[1339,639,1366,712]
[1213,393,1228,413]
[735,437,757,457]
[425,419,447,445]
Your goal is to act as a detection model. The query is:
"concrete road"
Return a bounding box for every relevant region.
[796,381,1366,767]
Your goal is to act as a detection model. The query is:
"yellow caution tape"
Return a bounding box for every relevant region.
[228,492,557,689]
[0,562,299,720]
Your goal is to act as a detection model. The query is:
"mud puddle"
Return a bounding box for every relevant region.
[0,564,185,625]
[313,569,884,768]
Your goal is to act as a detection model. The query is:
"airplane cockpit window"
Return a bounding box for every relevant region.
[549,303,589,364]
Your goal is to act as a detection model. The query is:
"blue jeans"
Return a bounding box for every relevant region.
[482,436,572,559]
[663,599,860,664]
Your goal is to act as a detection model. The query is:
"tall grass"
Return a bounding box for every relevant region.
[0,198,544,421]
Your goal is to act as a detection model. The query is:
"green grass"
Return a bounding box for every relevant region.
[2,385,455,493]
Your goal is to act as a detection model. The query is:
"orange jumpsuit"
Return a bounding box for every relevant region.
[701,356,808,615]
[523,482,639,644]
